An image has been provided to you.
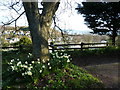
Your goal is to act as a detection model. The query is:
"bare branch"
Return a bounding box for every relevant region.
[1,11,25,36]
[2,11,25,26]
[1,0,23,14]
[10,2,20,14]
[53,15,66,43]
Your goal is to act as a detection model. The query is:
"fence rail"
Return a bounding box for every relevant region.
[0,42,109,51]
[49,42,109,51]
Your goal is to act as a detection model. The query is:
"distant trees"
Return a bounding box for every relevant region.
[76,2,120,45]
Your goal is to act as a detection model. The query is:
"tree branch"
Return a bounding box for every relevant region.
[1,11,25,34]
[53,15,66,43]
[2,11,25,26]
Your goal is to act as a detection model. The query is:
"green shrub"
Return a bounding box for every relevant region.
[13,36,32,46]
[12,36,32,51]
[2,42,10,47]
[69,46,120,57]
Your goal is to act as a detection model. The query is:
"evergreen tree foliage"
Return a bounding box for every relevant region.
[76,2,120,45]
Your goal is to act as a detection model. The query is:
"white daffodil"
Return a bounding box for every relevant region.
[17,61,22,66]
[22,73,25,76]
[37,58,40,61]
[37,61,40,64]
[27,55,30,58]
[67,59,70,63]
[60,53,62,55]
[11,66,15,71]
[68,55,70,57]
[22,65,28,68]
[47,59,50,61]
[63,56,68,58]
[49,67,51,69]
[28,66,33,70]
[17,59,19,61]
[42,65,45,68]
[25,61,28,64]
[39,70,42,73]
[30,66,33,69]
[8,62,12,65]
[42,59,45,63]
[11,59,14,62]
[32,61,34,64]
[28,53,32,56]
[48,63,50,66]
[24,72,27,75]
[27,71,32,76]
[28,67,31,70]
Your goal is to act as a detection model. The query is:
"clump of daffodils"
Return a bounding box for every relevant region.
[8,52,72,83]
[8,53,47,78]
[49,51,72,69]
[8,58,48,84]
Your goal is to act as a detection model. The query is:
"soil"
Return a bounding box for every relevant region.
[72,55,120,88]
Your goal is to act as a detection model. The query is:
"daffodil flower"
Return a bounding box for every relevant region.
[42,65,45,68]
[49,67,52,69]
[32,61,34,64]
[39,70,42,73]
[48,63,50,66]
[27,71,32,76]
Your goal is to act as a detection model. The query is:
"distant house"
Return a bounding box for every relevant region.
[1,26,31,44]
[9,38,19,43]
[100,40,107,43]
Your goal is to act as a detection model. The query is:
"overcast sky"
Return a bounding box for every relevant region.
[0,0,92,34]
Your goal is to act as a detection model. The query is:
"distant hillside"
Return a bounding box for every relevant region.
[1,25,110,45]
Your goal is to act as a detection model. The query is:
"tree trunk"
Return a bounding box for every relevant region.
[112,28,117,46]
[112,35,116,46]
[22,1,60,61]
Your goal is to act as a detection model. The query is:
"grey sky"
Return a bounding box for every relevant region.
[0,0,93,34]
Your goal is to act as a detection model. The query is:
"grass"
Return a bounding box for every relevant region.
[2,49,104,89]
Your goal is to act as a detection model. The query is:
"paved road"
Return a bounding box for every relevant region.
[83,63,119,88]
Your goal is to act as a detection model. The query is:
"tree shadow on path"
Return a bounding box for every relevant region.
[72,56,120,88]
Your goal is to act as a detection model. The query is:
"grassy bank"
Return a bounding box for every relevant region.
[69,46,120,57]
[2,50,104,89]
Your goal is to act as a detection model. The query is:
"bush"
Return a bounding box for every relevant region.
[13,36,32,46]
[12,36,32,51]
[2,42,10,47]
[69,46,120,58]
[1,38,10,47]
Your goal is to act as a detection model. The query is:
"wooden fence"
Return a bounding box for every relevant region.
[1,42,109,51]
[49,42,109,51]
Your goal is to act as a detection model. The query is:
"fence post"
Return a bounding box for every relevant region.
[106,42,109,46]
[81,42,84,51]
[50,42,54,53]
[19,45,23,51]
